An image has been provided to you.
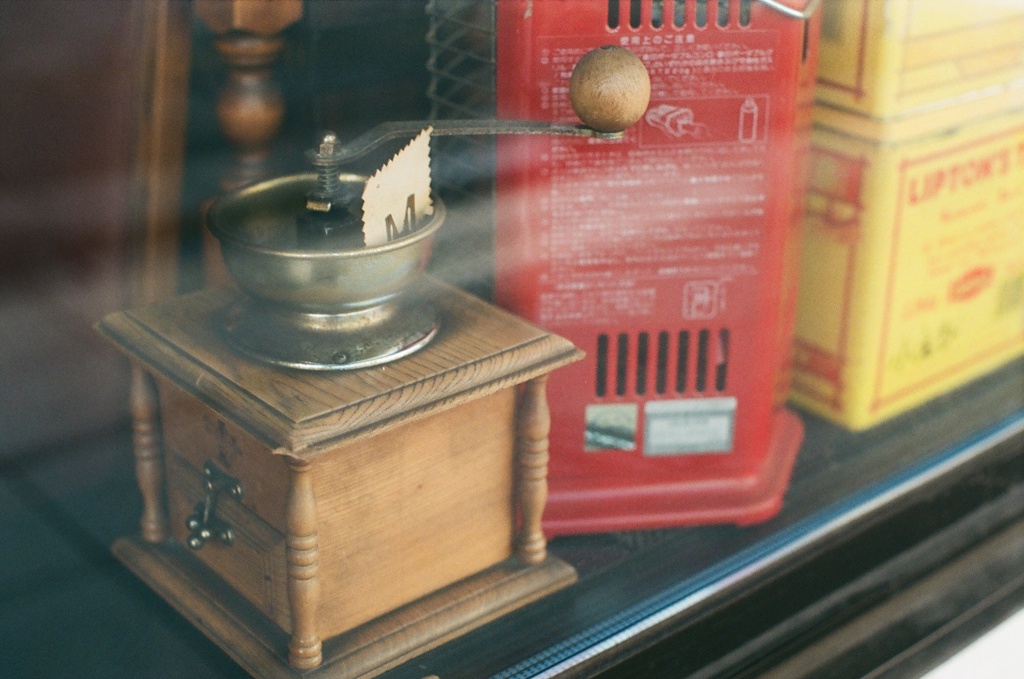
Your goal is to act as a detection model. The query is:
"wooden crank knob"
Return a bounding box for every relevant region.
[569,45,651,133]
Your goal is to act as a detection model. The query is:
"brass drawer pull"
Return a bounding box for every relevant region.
[185,462,243,550]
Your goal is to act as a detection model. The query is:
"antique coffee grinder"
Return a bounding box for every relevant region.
[206,56,648,371]
[99,47,649,678]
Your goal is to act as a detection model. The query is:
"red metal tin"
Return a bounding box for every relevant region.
[494,0,820,535]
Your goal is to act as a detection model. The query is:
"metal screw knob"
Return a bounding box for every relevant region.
[308,132,342,212]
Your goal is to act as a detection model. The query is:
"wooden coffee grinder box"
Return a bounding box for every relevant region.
[98,280,582,678]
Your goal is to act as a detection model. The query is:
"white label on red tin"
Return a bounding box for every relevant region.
[643,397,737,456]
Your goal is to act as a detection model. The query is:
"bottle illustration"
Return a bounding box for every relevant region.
[739,97,759,143]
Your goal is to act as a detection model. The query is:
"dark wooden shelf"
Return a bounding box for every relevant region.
[0,360,1021,679]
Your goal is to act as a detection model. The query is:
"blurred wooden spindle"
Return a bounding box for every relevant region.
[195,0,303,285]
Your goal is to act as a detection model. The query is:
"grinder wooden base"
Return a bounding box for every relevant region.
[98,278,583,677]
[114,537,575,679]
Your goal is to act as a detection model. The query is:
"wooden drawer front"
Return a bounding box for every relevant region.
[315,387,518,636]
[157,378,289,532]
[167,454,292,633]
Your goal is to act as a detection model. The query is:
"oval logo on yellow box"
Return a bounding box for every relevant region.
[949,266,994,303]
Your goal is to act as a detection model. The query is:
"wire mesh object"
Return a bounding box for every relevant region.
[425,0,498,297]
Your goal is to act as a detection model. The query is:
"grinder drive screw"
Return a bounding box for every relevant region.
[307,132,342,212]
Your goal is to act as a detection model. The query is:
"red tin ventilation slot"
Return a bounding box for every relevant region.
[596,329,731,398]
[609,0,754,29]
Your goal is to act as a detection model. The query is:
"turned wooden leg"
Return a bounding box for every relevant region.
[210,33,287,191]
[194,0,300,191]
[130,364,168,543]
[286,459,322,669]
[203,33,289,288]
[195,0,302,286]
[515,375,552,565]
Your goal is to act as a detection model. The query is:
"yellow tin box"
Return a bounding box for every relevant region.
[817,0,1024,118]
[791,104,1024,430]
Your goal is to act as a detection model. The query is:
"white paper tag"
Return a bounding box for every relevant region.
[361,127,434,247]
